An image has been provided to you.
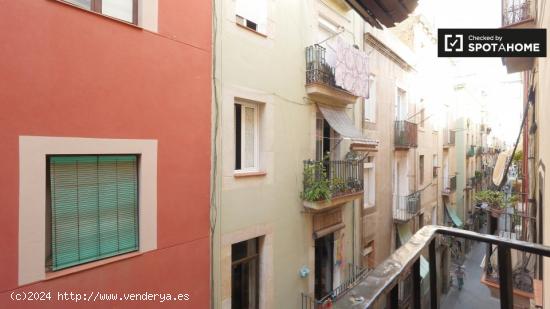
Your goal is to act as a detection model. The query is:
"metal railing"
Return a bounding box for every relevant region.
[394,120,418,148]
[450,175,457,192]
[332,225,550,309]
[393,191,421,221]
[502,0,533,26]
[302,160,364,201]
[467,145,476,157]
[302,264,368,309]
[306,45,340,90]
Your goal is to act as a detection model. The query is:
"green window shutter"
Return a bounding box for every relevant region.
[49,155,138,271]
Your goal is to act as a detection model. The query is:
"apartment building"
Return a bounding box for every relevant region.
[0,1,211,308]
[212,0,416,308]
[500,0,548,306]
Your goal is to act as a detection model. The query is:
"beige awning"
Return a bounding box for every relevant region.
[318,104,378,147]
[492,150,512,186]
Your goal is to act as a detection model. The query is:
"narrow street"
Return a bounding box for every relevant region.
[441,230,499,309]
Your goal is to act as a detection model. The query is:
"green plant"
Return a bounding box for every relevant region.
[330,177,346,194]
[474,190,505,209]
[512,150,523,163]
[301,161,332,202]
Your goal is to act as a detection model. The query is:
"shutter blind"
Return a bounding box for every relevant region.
[244,106,256,169]
[49,155,138,271]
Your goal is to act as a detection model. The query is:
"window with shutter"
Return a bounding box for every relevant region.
[48,155,139,271]
[235,102,260,172]
[235,0,268,34]
[364,75,376,122]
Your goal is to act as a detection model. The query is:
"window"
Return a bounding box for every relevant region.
[235,0,267,34]
[364,75,376,122]
[235,102,260,171]
[419,155,425,184]
[232,238,260,309]
[395,88,407,121]
[420,108,425,128]
[47,155,139,271]
[64,0,138,25]
[363,156,375,208]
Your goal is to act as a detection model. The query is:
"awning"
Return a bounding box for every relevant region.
[492,150,512,187]
[318,104,378,147]
[397,223,413,245]
[445,205,464,228]
[397,223,429,279]
[345,0,418,29]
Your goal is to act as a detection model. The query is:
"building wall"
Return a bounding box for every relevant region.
[212,0,367,308]
[361,24,412,265]
[0,1,211,307]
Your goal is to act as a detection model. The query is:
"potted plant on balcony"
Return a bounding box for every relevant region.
[301,160,332,202]
[474,190,505,218]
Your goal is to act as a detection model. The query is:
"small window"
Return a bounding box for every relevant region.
[232,238,260,309]
[419,155,425,184]
[363,156,375,209]
[47,155,139,271]
[235,102,260,171]
[235,0,267,34]
[63,0,138,25]
[420,108,425,128]
[364,75,376,122]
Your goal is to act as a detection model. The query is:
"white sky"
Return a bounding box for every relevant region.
[417,0,523,147]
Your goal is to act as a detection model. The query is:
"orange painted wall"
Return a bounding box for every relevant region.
[0,0,211,308]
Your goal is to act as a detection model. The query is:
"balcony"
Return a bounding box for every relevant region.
[467,146,476,158]
[501,0,536,73]
[393,191,421,222]
[331,225,550,309]
[394,120,418,149]
[301,264,368,309]
[302,160,363,212]
[443,129,455,148]
[305,45,358,107]
[502,0,535,27]
[442,175,457,196]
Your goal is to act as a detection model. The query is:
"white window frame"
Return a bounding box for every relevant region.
[395,87,408,121]
[236,102,260,172]
[364,75,376,122]
[363,156,375,209]
[235,0,268,35]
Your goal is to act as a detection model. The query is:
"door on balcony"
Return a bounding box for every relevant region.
[315,233,334,299]
[316,115,335,161]
[395,88,408,121]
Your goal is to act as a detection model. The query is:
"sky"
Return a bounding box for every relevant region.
[417,0,524,147]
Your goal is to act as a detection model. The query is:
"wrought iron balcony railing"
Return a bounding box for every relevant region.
[302,159,364,202]
[502,0,534,26]
[306,45,339,90]
[393,191,421,222]
[394,120,418,149]
[467,145,476,157]
[331,225,550,309]
[450,175,457,192]
[301,264,368,309]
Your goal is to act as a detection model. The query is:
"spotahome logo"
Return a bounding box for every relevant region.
[438,29,546,57]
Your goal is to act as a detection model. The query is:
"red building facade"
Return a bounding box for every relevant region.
[0,0,211,308]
